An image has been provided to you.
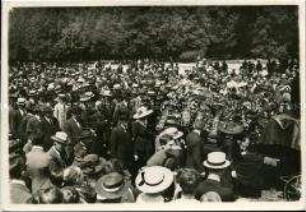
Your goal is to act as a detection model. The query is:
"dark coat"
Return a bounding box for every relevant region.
[185,130,204,172]
[26,115,44,142]
[18,113,33,143]
[110,123,133,168]
[47,146,68,185]
[41,116,60,151]
[10,181,33,204]
[63,117,83,145]
[10,107,26,139]
[132,120,155,167]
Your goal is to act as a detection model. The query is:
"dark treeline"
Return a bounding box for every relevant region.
[9,6,299,62]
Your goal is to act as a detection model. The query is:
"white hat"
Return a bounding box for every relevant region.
[135,166,174,194]
[17,98,26,105]
[203,152,231,169]
[51,131,68,144]
[160,127,183,140]
[133,106,153,119]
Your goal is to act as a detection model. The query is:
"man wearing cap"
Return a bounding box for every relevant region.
[47,131,70,186]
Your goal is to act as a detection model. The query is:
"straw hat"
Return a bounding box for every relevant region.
[51,131,68,144]
[135,166,174,194]
[95,172,130,199]
[203,152,231,169]
[133,106,153,119]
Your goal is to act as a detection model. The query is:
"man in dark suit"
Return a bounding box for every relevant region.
[10,98,27,139]
[40,105,60,151]
[63,106,84,164]
[47,131,70,186]
[63,106,83,146]
[185,123,205,172]
[110,116,134,171]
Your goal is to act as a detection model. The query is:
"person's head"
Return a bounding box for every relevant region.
[51,132,68,153]
[63,166,84,186]
[71,106,83,121]
[61,187,80,203]
[38,186,63,204]
[176,168,201,195]
[200,191,222,202]
[238,137,250,152]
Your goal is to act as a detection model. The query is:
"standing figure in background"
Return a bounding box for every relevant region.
[54,93,70,130]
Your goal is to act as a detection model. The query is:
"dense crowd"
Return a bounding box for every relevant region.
[8,58,301,203]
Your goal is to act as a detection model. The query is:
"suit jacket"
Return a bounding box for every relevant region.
[10,107,25,138]
[41,116,60,151]
[132,120,154,163]
[10,180,33,204]
[185,130,204,172]
[63,117,82,145]
[26,115,44,142]
[18,113,33,143]
[48,146,68,185]
[110,123,133,167]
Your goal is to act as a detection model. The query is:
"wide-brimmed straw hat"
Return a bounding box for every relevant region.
[95,172,130,199]
[203,152,231,169]
[133,106,153,119]
[51,131,68,144]
[135,166,174,194]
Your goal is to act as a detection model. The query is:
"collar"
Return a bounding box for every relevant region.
[11,179,26,186]
[32,145,44,151]
[207,173,221,182]
[193,129,201,135]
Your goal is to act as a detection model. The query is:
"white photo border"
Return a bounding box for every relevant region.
[1,0,305,211]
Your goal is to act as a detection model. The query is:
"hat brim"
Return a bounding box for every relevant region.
[133,110,153,119]
[172,131,184,139]
[51,136,67,144]
[203,160,231,169]
[135,167,174,194]
[95,178,131,199]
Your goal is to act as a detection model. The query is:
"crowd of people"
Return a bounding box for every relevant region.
[8,58,301,203]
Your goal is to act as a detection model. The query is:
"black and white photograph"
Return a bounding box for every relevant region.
[1,0,305,210]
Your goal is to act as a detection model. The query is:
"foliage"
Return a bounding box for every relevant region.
[8,6,299,62]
